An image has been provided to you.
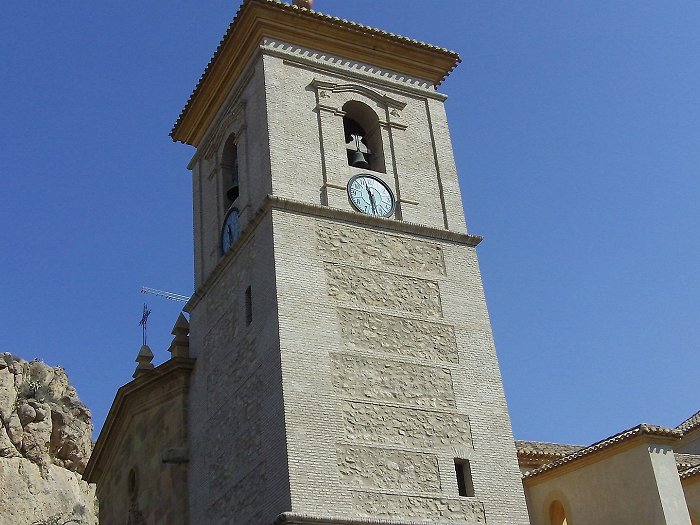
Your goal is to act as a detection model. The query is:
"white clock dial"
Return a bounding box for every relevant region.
[347,175,396,218]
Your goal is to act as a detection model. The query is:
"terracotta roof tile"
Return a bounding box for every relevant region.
[676,453,700,471]
[523,424,682,480]
[677,409,700,433]
[681,464,700,481]
[516,440,584,459]
[171,0,460,140]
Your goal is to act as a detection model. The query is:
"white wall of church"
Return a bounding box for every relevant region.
[524,441,692,525]
[684,479,700,525]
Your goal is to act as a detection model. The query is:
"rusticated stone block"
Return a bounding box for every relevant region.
[331,354,456,409]
[337,445,441,492]
[317,223,445,274]
[325,264,442,317]
[338,308,458,362]
[341,401,472,449]
[352,491,486,522]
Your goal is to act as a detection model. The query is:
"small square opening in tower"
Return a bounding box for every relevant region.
[455,459,475,497]
[245,286,252,326]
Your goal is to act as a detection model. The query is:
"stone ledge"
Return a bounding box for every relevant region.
[185,195,482,312]
[274,512,477,525]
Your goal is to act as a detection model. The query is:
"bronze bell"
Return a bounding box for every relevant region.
[349,149,369,169]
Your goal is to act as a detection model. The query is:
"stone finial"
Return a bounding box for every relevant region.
[293,0,313,9]
[133,345,155,378]
[168,313,190,359]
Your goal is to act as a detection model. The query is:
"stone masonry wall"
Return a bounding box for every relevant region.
[318,221,485,522]
[261,41,528,524]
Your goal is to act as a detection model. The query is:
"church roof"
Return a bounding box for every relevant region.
[677,409,700,433]
[82,357,195,484]
[676,453,700,472]
[680,464,700,481]
[516,440,584,459]
[522,424,682,481]
[170,0,461,146]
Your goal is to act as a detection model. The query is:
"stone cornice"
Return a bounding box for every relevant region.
[171,0,459,146]
[309,79,408,110]
[185,195,482,312]
[274,512,471,525]
[82,357,196,484]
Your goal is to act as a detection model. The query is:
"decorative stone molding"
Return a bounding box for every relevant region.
[317,223,445,275]
[185,195,482,313]
[331,353,456,410]
[337,445,441,492]
[325,264,442,317]
[275,513,475,525]
[337,308,458,363]
[200,99,247,162]
[260,38,441,98]
[352,491,486,522]
[310,79,407,111]
[161,447,189,464]
[341,401,472,449]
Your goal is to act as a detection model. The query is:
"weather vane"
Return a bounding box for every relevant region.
[139,303,151,346]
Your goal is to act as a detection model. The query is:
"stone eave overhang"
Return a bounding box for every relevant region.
[170,0,461,147]
[82,357,196,484]
[523,424,682,485]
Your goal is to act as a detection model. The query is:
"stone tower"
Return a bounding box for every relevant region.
[85,1,531,524]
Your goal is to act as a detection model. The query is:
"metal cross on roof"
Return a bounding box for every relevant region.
[139,303,151,346]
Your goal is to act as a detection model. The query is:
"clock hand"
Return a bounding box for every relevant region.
[367,187,378,214]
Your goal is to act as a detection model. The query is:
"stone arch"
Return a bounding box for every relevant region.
[342,100,385,173]
[221,133,239,208]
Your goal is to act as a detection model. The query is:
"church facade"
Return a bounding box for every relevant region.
[83,2,699,525]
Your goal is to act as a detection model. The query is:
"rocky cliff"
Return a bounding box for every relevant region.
[0,353,98,525]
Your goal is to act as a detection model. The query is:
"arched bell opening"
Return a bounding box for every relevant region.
[342,100,385,173]
[222,134,239,209]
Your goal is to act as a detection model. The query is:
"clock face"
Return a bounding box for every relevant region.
[221,208,241,254]
[347,175,396,218]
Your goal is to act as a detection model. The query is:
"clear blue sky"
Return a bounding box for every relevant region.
[2,1,698,446]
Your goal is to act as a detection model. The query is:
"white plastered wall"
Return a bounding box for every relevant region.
[524,441,692,525]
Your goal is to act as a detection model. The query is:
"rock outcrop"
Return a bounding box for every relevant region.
[0,353,98,525]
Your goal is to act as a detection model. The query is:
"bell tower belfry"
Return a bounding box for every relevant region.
[171,1,530,524]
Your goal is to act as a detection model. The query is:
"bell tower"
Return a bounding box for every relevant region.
[173,1,530,523]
